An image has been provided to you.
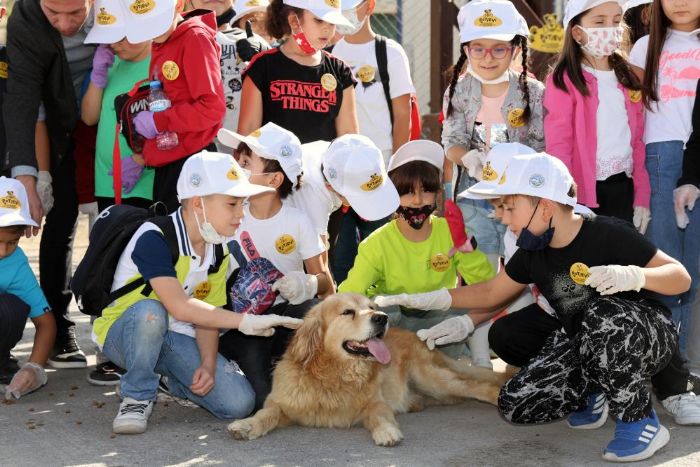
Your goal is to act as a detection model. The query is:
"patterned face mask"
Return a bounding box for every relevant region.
[396,203,436,230]
[575,26,623,58]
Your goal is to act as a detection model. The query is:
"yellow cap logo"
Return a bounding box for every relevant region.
[130,0,155,15]
[321,73,337,92]
[275,234,296,255]
[325,0,340,8]
[193,281,211,299]
[357,65,376,83]
[97,7,117,25]
[249,129,262,138]
[430,253,450,272]
[0,191,21,210]
[360,174,383,192]
[569,262,590,285]
[227,166,240,180]
[498,173,506,185]
[482,161,498,181]
[474,9,503,27]
[628,89,642,103]
[162,61,180,81]
[245,0,263,5]
[507,108,526,128]
[528,14,564,54]
[0,61,7,79]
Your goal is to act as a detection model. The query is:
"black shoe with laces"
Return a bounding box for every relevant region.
[87,361,124,386]
[0,354,20,385]
[48,331,87,369]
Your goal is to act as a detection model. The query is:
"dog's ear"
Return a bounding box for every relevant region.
[287,305,323,368]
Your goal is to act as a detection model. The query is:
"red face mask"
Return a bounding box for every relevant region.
[291,14,317,55]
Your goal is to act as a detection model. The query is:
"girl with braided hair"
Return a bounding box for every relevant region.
[442,0,544,269]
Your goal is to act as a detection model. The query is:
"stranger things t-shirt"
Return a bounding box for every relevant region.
[505,215,661,336]
[244,48,356,143]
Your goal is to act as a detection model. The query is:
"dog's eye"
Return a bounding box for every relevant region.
[342,309,355,317]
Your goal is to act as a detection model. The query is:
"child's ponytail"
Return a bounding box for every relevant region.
[445,48,468,119]
[516,35,532,124]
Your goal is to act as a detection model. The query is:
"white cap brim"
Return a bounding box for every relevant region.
[345,182,400,221]
[460,32,516,43]
[222,181,275,198]
[84,25,127,44]
[0,212,38,228]
[217,128,272,158]
[125,9,175,43]
[313,10,353,27]
[232,7,267,25]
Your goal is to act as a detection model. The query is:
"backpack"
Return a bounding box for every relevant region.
[71,203,179,317]
[226,232,284,315]
[112,79,151,204]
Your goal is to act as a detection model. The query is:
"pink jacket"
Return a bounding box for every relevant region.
[544,70,650,208]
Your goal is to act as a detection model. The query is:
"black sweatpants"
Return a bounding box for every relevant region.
[0,294,30,360]
[218,299,318,410]
[593,172,634,223]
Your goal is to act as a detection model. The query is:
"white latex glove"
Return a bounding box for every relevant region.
[584,264,645,295]
[4,362,47,400]
[673,184,700,229]
[632,206,651,234]
[460,149,487,180]
[36,171,54,214]
[271,271,318,305]
[416,315,475,350]
[374,288,452,311]
[238,313,303,337]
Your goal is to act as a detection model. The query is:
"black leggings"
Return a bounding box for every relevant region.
[218,300,319,410]
[0,294,30,360]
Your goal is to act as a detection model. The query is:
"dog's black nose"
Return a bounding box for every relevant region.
[371,313,388,325]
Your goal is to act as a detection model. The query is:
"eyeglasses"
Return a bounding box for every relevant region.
[466,45,514,60]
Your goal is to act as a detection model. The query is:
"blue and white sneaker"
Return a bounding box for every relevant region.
[603,409,670,462]
[567,393,609,429]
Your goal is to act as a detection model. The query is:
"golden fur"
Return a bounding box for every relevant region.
[227,293,511,446]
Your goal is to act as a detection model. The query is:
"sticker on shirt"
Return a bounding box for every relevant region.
[361,174,383,192]
[194,280,211,300]
[430,253,450,273]
[507,108,526,128]
[628,89,642,103]
[129,0,155,14]
[275,234,297,254]
[321,73,337,92]
[569,262,591,285]
[96,7,117,25]
[162,61,180,81]
[481,161,498,181]
[357,65,377,88]
[474,9,503,27]
[0,61,7,79]
[0,191,20,209]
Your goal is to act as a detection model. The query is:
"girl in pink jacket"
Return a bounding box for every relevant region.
[543,0,650,233]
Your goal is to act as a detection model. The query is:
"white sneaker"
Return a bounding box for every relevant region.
[661,392,700,426]
[113,397,154,434]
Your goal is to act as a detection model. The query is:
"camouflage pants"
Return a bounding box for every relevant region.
[498,297,677,423]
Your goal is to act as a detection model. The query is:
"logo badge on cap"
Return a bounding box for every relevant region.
[0,191,20,210]
[361,174,383,192]
[249,129,262,138]
[529,174,545,188]
[130,0,155,14]
[321,73,337,92]
[474,9,503,27]
[190,174,202,187]
[280,145,292,158]
[327,168,337,180]
[325,0,340,7]
[246,0,264,5]
[481,162,498,181]
[227,167,240,180]
[96,7,117,25]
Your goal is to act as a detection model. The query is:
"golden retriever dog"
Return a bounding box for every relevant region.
[227,293,511,446]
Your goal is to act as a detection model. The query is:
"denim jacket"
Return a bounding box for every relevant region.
[441,70,545,153]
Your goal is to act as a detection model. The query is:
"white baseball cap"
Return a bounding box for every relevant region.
[0,177,39,228]
[232,0,270,25]
[84,0,128,44]
[624,0,652,11]
[283,0,352,26]
[564,0,625,28]
[177,151,274,201]
[387,140,444,173]
[466,152,577,207]
[459,142,536,200]
[322,134,400,221]
[457,0,529,43]
[340,0,365,9]
[121,0,177,43]
[218,123,303,186]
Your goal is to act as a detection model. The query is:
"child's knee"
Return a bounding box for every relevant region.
[211,372,255,419]
[129,300,168,337]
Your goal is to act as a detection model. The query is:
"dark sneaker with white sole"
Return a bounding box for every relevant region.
[0,354,20,385]
[48,333,87,369]
[87,362,124,386]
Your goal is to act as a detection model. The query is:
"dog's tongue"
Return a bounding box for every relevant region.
[367,338,391,364]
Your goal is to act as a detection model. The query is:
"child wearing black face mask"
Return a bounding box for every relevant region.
[338,140,495,358]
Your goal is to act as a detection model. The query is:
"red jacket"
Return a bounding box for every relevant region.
[145,10,224,167]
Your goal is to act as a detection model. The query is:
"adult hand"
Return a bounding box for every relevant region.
[190,366,215,397]
[271,271,318,305]
[90,44,115,88]
[133,111,158,139]
[5,362,47,400]
[238,313,303,337]
[236,20,270,62]
[36,171,54,215]
[374,288,452,311]
[584,264,645,295]
[632,206,651,234]
[673,184,700,229]
[416,315,475,350]
[15,175,42,237]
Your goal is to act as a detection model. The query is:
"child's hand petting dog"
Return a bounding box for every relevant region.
[238,314,303,337]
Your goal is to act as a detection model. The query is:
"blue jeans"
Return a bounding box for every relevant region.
[103,299,255,419]
[454,169,505,256]
[645,141,700,357]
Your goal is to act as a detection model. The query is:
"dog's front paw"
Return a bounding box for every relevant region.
[371,423,403,447]
[227,419,260,440]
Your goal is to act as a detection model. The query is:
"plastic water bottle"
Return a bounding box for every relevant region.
[147,80,179,150]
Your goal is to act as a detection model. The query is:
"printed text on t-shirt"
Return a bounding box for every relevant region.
[269,79,337,112]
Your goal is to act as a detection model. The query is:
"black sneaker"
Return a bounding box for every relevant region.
[0,354,20,385]
[48,332,87,369]
[87,362,124,386]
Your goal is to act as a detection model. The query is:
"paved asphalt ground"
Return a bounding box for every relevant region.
[2,215,699,467]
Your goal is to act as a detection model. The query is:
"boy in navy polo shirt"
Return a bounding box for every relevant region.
[0,177,56,399]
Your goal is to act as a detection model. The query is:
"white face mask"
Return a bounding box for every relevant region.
[465,62,510,85]
[575,25,623,58]
[194,199,226,245]
[241,168,252,178]
[336,7,367,35]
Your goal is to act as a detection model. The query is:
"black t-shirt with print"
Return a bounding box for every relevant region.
[244,48,356,143]
[505,215,661,336]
